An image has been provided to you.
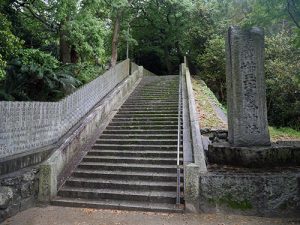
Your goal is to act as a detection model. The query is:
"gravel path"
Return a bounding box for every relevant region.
[1,206,300,225]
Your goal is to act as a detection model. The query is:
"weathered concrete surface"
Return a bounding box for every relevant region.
[182,63,207,212]
[208,141,300,167]
[226,26,270,147]
[0,168,39,223]
[2,206,300,225]
[184,164,200,212]
[183,64,207,171]
[198,166,300,217]
[38,70,142,202]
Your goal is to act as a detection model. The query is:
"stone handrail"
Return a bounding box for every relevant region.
[182,63,207,172]
[131,62,156,76]
[131,62,139,74]
[0,59,130,159]
[143,68,157,76]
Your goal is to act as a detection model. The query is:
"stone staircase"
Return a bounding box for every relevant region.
[52,75,184,212]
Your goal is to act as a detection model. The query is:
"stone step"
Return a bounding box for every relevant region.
[109,120,178,126]
[120,106,179,110]
[57,187,183,204]
[72,169,183,182]
[87,149,183,157]
[54,75,184,212]
[82,155,183,165]
[51,197,184,213]
[99,134,180,140]
[92,144,182,151]
[77,162,183,173]
[132,88,178,90]
[112,117,179,122]
[133,89,178,92]
[117,110,178,114]
[95,139,179,146]
[105,125,181,130]
[114,114,179,118]
[122,103,178,106]
[127,98,177,101]
[124,101,178,105]
[102,130,181,135]
[130,94,179,98]
[64,177,183,192]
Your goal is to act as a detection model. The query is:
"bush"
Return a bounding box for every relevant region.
[1,49,81,101]
[197,34,226,102]
[265,31,300,130]
[58,63,105,85]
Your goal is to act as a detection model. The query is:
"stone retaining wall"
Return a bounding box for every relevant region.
[0,168,39,223]
[198,169,300,217]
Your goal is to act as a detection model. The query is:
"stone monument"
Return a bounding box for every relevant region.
[226,26,271,147]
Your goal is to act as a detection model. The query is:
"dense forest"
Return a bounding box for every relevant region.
[0,0,299,130]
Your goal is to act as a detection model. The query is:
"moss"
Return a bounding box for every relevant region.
[208,194,253,211]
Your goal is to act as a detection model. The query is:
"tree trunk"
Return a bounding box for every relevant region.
[111,12,121,67]
[71,45,79,64]
[175,41,183,63]
[164,46,172,74]
[59,30,71,64]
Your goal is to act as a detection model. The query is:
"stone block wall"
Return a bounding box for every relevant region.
[0,60,130,159]
[198,170,300,217]
[0,168,39,223]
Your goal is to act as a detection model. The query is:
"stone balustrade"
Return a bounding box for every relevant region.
[0,59,130,159]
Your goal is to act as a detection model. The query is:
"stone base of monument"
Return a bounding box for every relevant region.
[198,165,300,217]
[208,141,300,168]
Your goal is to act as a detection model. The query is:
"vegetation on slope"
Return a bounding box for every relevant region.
[192,76,227,130]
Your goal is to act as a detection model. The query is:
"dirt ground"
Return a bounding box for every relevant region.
[1,206,300,225]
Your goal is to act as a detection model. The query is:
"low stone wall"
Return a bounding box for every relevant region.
[198,168,300,217]
[0,168,39,223]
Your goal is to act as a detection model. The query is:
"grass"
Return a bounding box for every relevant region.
[192,76,227,130]
[269,126,300,141]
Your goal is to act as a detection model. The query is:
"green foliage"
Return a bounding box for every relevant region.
[67,12,107,63]
[0,54,6,80]
[197,35,226,102]
[59,63,105,84]
[0,13,24,80]
[1,49,81,101]
[0,13,23,60]
[265,31,300,129]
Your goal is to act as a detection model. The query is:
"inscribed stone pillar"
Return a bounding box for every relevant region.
[226,26,271,147]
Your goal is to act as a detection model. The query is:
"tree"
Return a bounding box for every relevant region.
[129,0,204,74]
[104,0,135,67]
[12,0,108,64]
[0,13,23,80]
